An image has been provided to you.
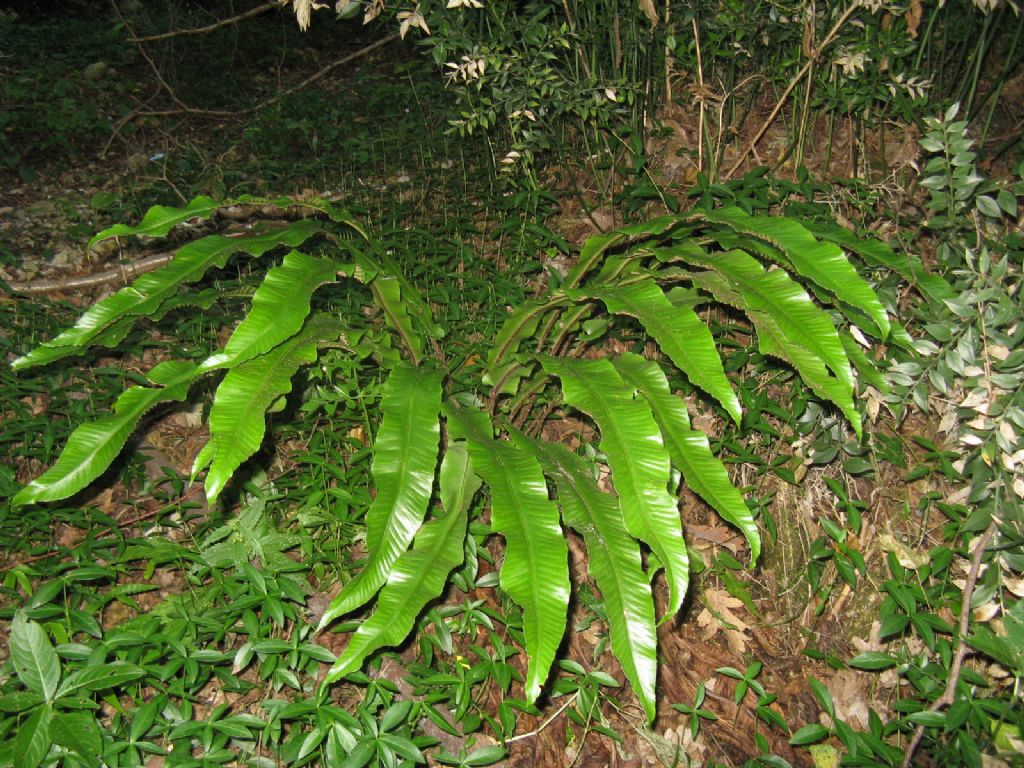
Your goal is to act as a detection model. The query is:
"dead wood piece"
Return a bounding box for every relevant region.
[8,252,174,295]
[130,1,279,43]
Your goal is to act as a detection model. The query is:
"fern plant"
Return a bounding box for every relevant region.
[10,194,899,723]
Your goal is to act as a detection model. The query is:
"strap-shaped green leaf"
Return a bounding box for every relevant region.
[802,219,955,306]
[195,315,344,503]
[13,222,323,370]
[347,241,445,341]
[12,361,197,506]
[583,278,742,425]
[199,251,342,372]
[372,275,424,365]
[563,231,625,289]
[511,430,658,723]
[691,270,862,436]
[322,444,474,685]
[234,194,368,235]
[565,215,688,290]
[541,357,689,620]
[697,207,890,338]
[675,247,854,393]
[486,297,565,371]
[318,364,443,628]
[612,353,759,563]
[437,441,482,525]
[88,195,222,247]
[840,332,888,394]
[444,404,569,705]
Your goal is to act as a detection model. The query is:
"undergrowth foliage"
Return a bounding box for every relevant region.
[10,194,896,722]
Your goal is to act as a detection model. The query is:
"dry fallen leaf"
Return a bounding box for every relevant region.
[878,532,930,570]
[697,588,750,655]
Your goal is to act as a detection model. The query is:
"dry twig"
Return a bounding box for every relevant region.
[7,253,175,295]
[130,1,279,43]
[724,2,859,179]
[900,518,999,768]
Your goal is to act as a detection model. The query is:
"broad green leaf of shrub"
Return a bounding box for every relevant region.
[13,221,323,370]
[14,704,52,768]
[194,315,345,503]
[512,429,658,723]
[445,404,570,705]
[541,357,689,620]
[318,363,443,628]
[581,277,742,425]
[10,613,60,701]
[322,443,476,684]
[611,352,759,563]
[11,361,197,507]
[49,713,101,768]
[199,251,343,372]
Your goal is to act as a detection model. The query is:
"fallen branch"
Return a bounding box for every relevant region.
[7,253,175,295]
[130,1,279,43]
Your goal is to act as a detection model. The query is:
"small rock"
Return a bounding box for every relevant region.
[83,61,109,81]
[127,153,149,174]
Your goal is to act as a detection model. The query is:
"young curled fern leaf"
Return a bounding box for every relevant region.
[12,361,198,507]
[322,443,476,685]
[511,428,659,723]
[611,353,759,563]
[318,363,443,630]
[444,404,570,705]
[194,315,345,503]
[540,357,689,621]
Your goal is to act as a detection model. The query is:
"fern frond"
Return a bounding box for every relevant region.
[12,361,198,507]
[445,404,570,705]
[513,429,659,723]
[583,278,742,425]
[13,222,323,370]
[199,251,343,372]
[612,353,759,562]
[541,357,689,620]
[319,363,443,628]
[194,315,345,503]
[322,443,475,684]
